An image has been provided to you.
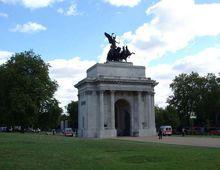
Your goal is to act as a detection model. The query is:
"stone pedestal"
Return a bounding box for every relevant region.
[75,62,158,138]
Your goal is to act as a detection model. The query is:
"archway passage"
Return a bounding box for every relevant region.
[115,99,131,136]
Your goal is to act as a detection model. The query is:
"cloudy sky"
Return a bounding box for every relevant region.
[1,0,220,112]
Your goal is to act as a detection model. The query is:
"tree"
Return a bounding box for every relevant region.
[155,106,180,130]
[168,72,220,127]
[0,50,60,128]
[201,73,220,126]
[38,99,62,130]
[66,101,78,129]
[0,66,8,125]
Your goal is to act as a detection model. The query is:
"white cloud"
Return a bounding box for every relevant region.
[149,47,220,107]
[0,0,18,4]
[0,50,13,65]
[55,46,220,109]
[98,45,112,63]
[11,22,47,33]
[99,0,220,107]
[57,3,82,16]
[139,0,220,107]
[118,0,220,66]
[0,0,63,9]
[49,57,96,111]
[22,0,57,9]
[104,0,141,7]
[0,12,8,18]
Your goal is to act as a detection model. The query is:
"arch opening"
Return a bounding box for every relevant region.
[115,99,131,136]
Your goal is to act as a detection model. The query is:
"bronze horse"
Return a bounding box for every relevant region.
[104,32,135,62]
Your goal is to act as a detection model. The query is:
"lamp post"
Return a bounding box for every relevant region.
[190,112,196,134]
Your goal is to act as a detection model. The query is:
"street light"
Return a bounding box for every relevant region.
[190,112,197,134]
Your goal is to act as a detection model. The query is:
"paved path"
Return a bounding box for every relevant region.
[117,136,220,148]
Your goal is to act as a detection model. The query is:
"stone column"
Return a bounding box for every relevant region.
[99,90,104,130]
[151,93,156,128]
[77,94,82,137]
[137,91,142,130]
[147,93,152,128]
[147,91,156,129]
[77,94,80,129]
[110,90,115,129]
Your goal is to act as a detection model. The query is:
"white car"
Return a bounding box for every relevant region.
[160,126,172,136]
[63,128,74,137]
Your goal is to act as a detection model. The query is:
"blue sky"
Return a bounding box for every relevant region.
[1,0,220,111]
[0,0,154,60]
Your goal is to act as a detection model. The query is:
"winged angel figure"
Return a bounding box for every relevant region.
[104,32,134,62]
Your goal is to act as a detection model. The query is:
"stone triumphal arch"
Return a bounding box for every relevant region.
[75,62,158,138]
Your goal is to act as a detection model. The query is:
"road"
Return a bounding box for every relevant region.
[117,136,220,148]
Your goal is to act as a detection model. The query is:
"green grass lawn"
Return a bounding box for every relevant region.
[0,133,220,170]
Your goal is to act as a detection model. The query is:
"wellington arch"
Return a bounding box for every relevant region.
[75,62,158,138]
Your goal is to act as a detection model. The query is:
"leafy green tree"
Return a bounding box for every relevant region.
[38,99,62,130]
[0,66,7,125]
[0,50,60,128]
[200,73,220,127]
[168,72,220,127]
[155,106,180,130]
[66,101,78,129]
[168,72,201,126]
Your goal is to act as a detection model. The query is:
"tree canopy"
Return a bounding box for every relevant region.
[168,72,220,127]
[0,50,62,129]
[66,101,78,129]
[155,105,180,130]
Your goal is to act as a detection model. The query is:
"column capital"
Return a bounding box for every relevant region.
[110,90,116,93]
[147,91,155,96]
[100,90,106,93]
[85,90,93,95]
[96,90,105,95]
[136,91,142,96]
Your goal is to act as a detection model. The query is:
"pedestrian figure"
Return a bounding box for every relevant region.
[182,128,185,137]
[158,128,163,139]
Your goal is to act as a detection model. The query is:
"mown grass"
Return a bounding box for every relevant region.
[0,133,220,170]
